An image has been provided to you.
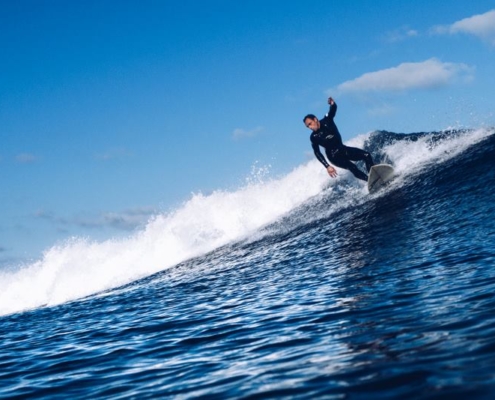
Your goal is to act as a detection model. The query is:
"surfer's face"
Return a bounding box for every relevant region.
[304,117,320,132]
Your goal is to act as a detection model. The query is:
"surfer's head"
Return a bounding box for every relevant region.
[303,115,320,132]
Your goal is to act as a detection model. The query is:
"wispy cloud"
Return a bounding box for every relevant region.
[383,26,418,43]
[367,103,397,117]
[94,147,133,161]
[232,126,264,140]
[15,153,38,164]
[97,209,155,231]
[432,9,495,46]
[332,58,474,95]
[35,207,156,232]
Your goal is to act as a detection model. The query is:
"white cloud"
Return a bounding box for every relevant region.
[99,209,155,231]
[383,26,419,43]
[94,147,133,161]
[333,59,474,95]
[432,9,495,45]
[35,207,156,232]
[232,126,264,140]
[367,103,396,117]
[15,153,38,163]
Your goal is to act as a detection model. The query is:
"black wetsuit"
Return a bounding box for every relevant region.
[310,102,374,182]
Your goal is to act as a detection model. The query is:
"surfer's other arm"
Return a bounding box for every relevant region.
[326,165,338,178]
[311,142,338,178]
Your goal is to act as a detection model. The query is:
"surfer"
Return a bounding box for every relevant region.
[303,97,375,182]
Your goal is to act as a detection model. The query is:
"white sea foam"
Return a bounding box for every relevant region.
[0,160,328,316]
[1,127,493,316]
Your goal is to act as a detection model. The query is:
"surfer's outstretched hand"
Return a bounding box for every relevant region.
[327,165,338,178]
[328,97,335,106]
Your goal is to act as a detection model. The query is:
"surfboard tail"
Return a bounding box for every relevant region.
[368,164,395,193]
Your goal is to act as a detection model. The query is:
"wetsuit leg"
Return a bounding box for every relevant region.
[328,152,368,181]
[327,146,375,182]
[344,146,375,172]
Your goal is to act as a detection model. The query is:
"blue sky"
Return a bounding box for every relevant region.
[1,0,495,265]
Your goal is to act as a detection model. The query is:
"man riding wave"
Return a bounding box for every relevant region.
[303,97,375,182]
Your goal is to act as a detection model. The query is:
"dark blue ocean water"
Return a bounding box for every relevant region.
[1,129,495,399]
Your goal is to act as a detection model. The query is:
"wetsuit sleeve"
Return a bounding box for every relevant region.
[327,102,337,119]
[311,141,330,168]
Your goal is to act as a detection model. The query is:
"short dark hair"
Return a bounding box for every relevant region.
[303,114,317,123]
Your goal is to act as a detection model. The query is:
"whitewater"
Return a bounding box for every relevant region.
[0,127,490,316]
[0,147,328,316]
[1,126,495,398]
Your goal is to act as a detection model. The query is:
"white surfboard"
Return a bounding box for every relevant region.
[368,164,395,193]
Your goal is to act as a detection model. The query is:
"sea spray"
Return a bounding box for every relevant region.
[0,160,327,316]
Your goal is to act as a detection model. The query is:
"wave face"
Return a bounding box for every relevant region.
[1,127,495,398]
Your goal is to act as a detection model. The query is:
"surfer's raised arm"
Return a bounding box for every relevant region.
[327,97,337,119]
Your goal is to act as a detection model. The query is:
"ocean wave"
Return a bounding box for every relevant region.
[1,127,494,316]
